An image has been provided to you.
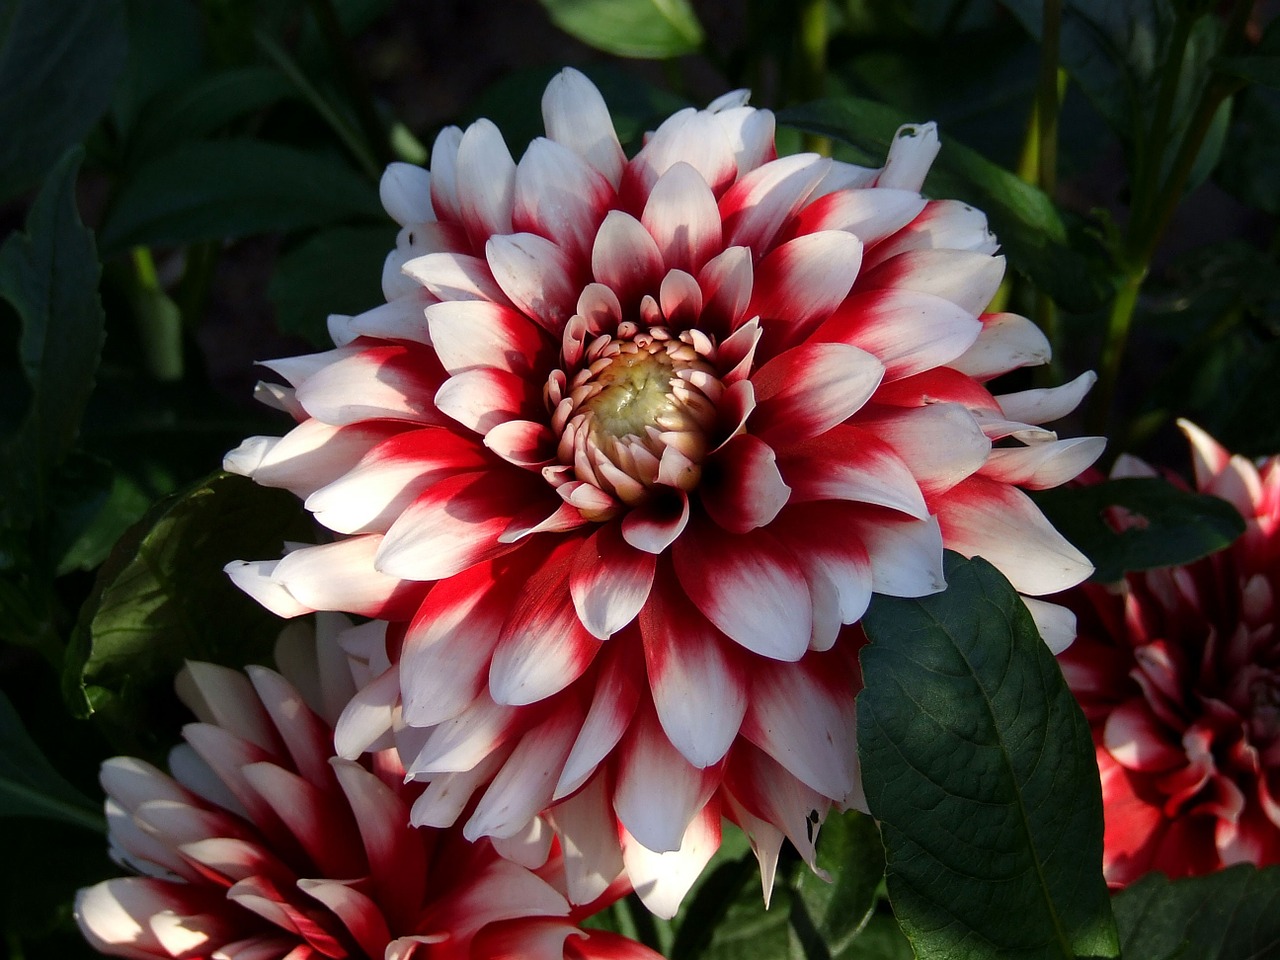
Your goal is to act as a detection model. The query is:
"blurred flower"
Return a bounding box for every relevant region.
[75,616,659,960]
[1059,421,1280,886]
[224,69,1102,913]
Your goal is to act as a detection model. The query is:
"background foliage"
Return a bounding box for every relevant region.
[2,0,1279,957]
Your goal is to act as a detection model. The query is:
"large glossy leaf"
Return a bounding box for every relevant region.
[1112,866,1280,959]
[99,139,380,252]
[0,149,106,529]
[780,96,1116,312]
[535,0,704,58]
[0,0,126,200]
[1032,478,1245,582]
[858,553,1119,960]
[0,690,102,831]
[62,472,312,733]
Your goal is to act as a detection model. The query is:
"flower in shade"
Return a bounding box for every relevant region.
[224,69,1103,913]
[75,616,661,960]
[1059,420,1280,887]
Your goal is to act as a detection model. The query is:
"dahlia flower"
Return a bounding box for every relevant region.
[1059,421,1280,886]
[224,69,1103,914]
[75,616,659,960]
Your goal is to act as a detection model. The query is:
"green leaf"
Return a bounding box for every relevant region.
[269,225,394,347]
[535,0,704,58]
[858,553,1119,960]
[1031,478,1245,582]
[0,148,106,529]
[0,0,126,200]
[791,811,888,957]
[99,139,381,253]
[779,96,1117,312]
[62,472,313,732]
[51,455,153,575]
[1112,865,1280,960]
[0,690,103,831]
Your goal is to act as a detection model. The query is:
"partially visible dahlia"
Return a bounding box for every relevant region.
[75,616,659,960]
[225,68,1103,913]
[1060,421,1280,887]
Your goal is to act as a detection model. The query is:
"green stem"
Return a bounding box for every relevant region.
[1089,266,1144,436]
[797,0,830,155]
[304,0,390,168]
[129,247,184,382]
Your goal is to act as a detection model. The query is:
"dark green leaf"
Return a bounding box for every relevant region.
[791,811,887,957]
[858,553,1119,960]
[52,455,153,575]
[62,472,312,733]
[535,0,704,58]
[1112,865,1280,960]
[111,0,205,136]
[1216,54,1280,89]
[0,0,126,200]
[99,139,380,252]
[780,96,1117,312]
[269,225,394,347]
[0,690,103,830]
[0,149,106,530]
[1217,85,1280,215]
[1031,478,1245,582]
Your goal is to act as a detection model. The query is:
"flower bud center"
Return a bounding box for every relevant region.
[587,347,683,441]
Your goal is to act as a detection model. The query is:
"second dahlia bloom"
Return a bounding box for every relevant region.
[75,617,658,960]
[1060,421,1280,886]
[225,69,1102,912]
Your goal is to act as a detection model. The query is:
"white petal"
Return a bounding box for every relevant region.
[996,371,1097,424]
[380,162,434,225]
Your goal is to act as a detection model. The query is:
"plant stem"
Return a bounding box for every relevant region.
[304,0,390,168]
[797,0,831,155]
[1089,266,1144,436]
[129,247,185,382]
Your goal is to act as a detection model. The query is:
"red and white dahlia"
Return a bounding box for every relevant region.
[75,616,658,960]
[224,68,1103,914]
[1059,421,1280,887]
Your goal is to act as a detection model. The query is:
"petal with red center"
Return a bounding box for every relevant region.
[980,436,1106,489]
[641,162,723,274]
[627,108,737,198]
[466,701,585,840]
[719,153,830,252]
[672,520,811,661]
[816,288,983,382]
[485,419,556,468]
[471,919,579,960]
[570,525,657,639]
[284,344,447,426]
[995,371,1097,424]
[621,802,721,919]
[716,102,776,175]
[701,434,791,533]
[231,419,407,500]
[621,488,690,554]
[486,232,580,335]
[569,930,667,960]
[740,647,859,801]
[640,567,749,768]
[270,536,426,620]
[76,878,229,958]
[305,428,489,535]
[791,187,926,246]
[515,137,613,260]
[748,231,863,341]
[855,403,992,498]
[592,211,664,312]
[868,198,998,265]
[658,269,704,326]
[542,68,626,188]
[427,299,550,377]
[296,880,391,960]
[859,249,1005,316]
[240,762,360,877]
[175,663,278,756]
[377,470,544,580]
[716,317,761,385]
[401,250,510,304]
[456,118,516,246]
[934,475,1093,594]
[873,366,1003,414]
[410,749,509,828]
[400,560,515,727]
[243,667,331,786]
[950,312,1051,380]
[434,367,540,435]
[725,742,832,875]
[490,541,602,706]
[427,857,569,942]
[406,694,522,776]
[772,503,874,625]
[329,295,439,348]
[613,708,720,853]
[546,770,625,905]
[749,342,884,446]
[555,644,643,799]
[778,425,928,519]
[334,667,398,760]
[697,246,753,336]
[1103,699,1186,772]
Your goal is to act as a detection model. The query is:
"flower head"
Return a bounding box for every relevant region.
[1059,421,1280,886]
[224,69,1102,913]
[75,617,658,960]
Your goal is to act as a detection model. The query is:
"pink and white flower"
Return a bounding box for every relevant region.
[1059,421,1280,886]
[75,617,659,960]
[224,69,1102,913]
